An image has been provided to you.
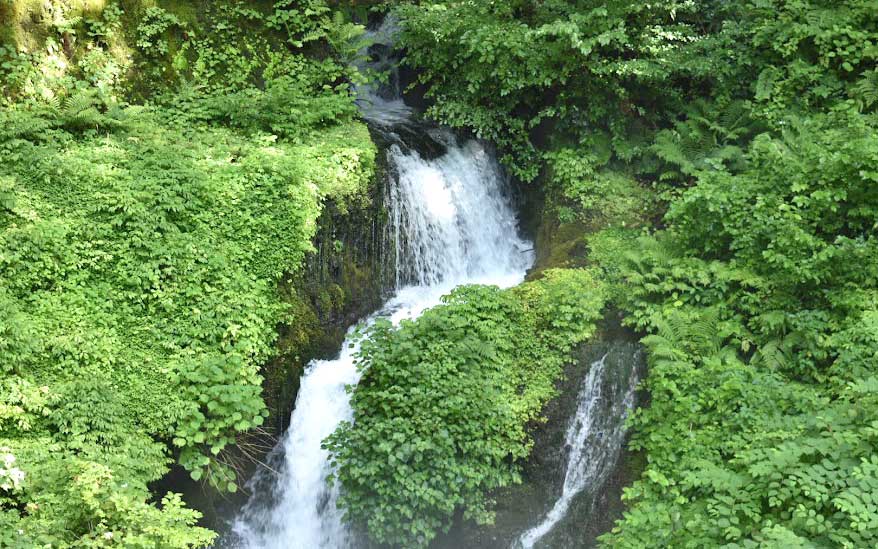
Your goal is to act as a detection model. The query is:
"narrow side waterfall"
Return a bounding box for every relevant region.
[517,349,642,549]
[228,19,533,549]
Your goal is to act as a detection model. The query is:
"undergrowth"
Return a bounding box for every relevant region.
[0,0,376,546]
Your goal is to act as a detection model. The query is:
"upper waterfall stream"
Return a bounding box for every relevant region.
[228,20,533,549]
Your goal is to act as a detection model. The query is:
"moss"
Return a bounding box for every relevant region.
[2,0,121,50]
[531,217,590,275]
[1,0,51,51]
[529,169,656,278]
[155,0,199,26]
[1,0,294,101]
[261,289,323,433]
[1,0,139,101]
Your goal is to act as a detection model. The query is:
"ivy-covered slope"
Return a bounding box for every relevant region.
[1,0,378,546]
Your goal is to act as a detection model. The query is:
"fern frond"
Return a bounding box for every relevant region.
[852,69,878,112]
[752,339,792,371]
[689,308,721,355]
[61,89,110,131]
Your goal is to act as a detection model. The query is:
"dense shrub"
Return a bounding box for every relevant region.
[325,269,607,547]
[0,99,375,545]
[586,111,878,547]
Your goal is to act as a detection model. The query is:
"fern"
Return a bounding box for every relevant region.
[644,309,730,365]
[0,109,55,141]
[651,100,755,178]
[851,69,878,112]
[60,89,110,131]
[751,339,792,371]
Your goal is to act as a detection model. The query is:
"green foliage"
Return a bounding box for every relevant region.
[190,57,359,141]
[391,1,878,547]
[650,100,758,183]
[599,308,878,548]
[133,0,367,96]
[605,309,878,547]
[395,1,742,180]
[1,0,367,105]
[267,0,331,46]
[852,68,878,112]
[0,0,136,105]
[747,0,878,119]
[396,0,878,182]
[545,145,654,229]
[586,50,878,549]
[265,0,369,61]
[0,43,35,101]
[0,1,376,539]
[136,6,186,57]
[589,120,878,549]
[325,269,607,547]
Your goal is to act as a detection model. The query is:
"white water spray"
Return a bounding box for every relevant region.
[230,20,533,549]
[517,352,641,549]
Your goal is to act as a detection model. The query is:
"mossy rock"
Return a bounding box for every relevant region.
[529,169,656,278]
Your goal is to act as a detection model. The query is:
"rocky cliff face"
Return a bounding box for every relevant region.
[262,165,394,435]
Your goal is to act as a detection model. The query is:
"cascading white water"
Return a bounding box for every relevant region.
[517,352,641,549]
[230,20,533,549]
[389,138,531,289]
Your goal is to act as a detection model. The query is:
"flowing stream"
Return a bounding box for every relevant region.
[516,348,642,548]
[229,20,534,549]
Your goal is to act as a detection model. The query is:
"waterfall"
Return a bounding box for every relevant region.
[228,19,533,549]
[516,349,642,549]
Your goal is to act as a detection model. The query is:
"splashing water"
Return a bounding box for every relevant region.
[229,19,533,549]
[517,350,642,549]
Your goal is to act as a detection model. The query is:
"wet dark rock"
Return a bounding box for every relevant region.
[368,120,449,161]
